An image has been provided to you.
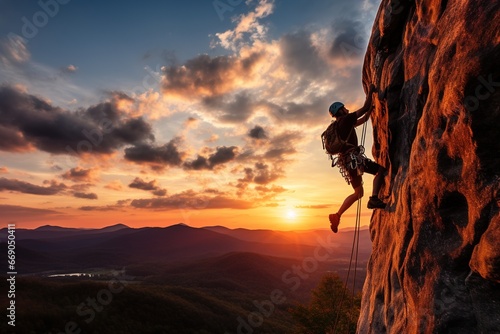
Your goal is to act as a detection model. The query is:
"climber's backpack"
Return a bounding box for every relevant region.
[321,121,354,155]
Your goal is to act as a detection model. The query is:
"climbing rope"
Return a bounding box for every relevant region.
[331,120,368,334]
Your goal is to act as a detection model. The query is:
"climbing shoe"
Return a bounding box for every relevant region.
[367,196,386,209]
[329,213,340,233]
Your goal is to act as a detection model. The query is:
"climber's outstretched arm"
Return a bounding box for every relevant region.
[355,85,375,126]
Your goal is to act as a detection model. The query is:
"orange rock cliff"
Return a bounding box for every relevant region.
[359,0,499,333]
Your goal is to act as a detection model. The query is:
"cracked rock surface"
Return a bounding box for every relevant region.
[358,0,500,333]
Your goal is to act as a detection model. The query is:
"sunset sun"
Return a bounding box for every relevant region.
[286,209,297,220]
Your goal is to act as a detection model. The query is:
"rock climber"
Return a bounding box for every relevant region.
[327,84,386,233]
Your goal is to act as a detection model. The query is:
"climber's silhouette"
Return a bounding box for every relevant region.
[325,85,386,233]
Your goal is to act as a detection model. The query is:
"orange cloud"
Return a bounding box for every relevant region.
[61,166,99,183]
[161,52,265,99]
[104,180,124,191]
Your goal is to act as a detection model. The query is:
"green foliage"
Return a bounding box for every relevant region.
[0,276,294,334]
[290,274,361,334]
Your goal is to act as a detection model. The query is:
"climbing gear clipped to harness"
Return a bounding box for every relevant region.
[332,145,368,185]
[321,121,355,157]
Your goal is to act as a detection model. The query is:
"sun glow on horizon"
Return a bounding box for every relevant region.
[286,209,297,220]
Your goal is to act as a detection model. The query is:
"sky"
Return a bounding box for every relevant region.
[0,0,380,230]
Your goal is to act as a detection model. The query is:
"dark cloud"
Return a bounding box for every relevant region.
[73,192,98,200]
[128,177,166,196]
[253,162,281,185]
[183,146,238,170]
[79,205,120,211]
[208,146,238,165]
[124,138,183,167]
[130,190,253,210]
[70,183,93,191]
[329,19,367,60]
[61,167,97,182]
[235,130,302,191]
[265,130,302,162]
[152,188,167,196]
[0,86,155,155]
[129,177,157,191]
[0,124,31,152]
[280,30,326,78]
[236,163,282,185]
[161,52,264,98]
[0,177,67,195]
[183,156,210,170]
[264,147,296,159]
[79,199,130,211]
[202,91,256,123]
[248,125,267,139]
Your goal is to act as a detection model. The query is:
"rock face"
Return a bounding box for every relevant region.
[358,0,500,333]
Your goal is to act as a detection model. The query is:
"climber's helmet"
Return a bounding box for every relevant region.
[329,102,344,117]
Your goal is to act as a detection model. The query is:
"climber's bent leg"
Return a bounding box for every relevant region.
[371,165,386,197]
[338,185,363,216]
[330,185,363,233]
[362,160,387,209]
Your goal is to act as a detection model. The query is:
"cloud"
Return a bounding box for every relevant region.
[0,177,67,195]
[214,0,275,50]
[0,86,155,155]
[236,162,282,186]
[73,192,98,200]
[255,184,286,194]
[183,146,238,170]
[104,180,124,191]
[202,91,258,123]
[279,30,326,78]
[253,162,281,184]
[0,124,33,152]
[129,177,158,191]
[69,183,93,192]
[130,190,254,210]
[61,167,99,182]
[329,18,367,61]
[248,125,267,139]
[0,35,30,65]
[161,52,264,99]
[62,64,78,73]
[128,177,166,196]
[124,138,184,168]
[0,167,7,173]
[79,203,127,211]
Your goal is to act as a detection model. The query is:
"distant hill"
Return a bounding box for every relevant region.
[0,223,371,275]
[0,223,131,240]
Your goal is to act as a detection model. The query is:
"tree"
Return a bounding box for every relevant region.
[290,274,360,334]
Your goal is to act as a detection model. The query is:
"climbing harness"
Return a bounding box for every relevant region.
[332,146,368,185]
